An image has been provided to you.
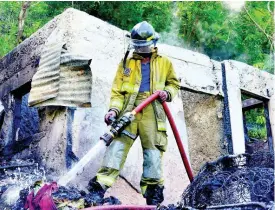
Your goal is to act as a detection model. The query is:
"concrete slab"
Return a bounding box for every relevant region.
[223,61,245,154]
[229,60,274,99]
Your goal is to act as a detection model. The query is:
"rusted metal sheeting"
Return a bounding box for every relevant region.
[29,43,92,107]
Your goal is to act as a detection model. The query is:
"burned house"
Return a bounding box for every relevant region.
[0,8,274,206]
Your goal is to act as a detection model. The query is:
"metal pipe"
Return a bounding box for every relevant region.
[131,91,194,182]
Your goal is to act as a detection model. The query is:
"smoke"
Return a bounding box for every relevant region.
[158,5,201,53]
[158,2,187,49]
[262,53,274,74]
[158,1,274,74]
[159,7,186,48]
[158,2,241,57]
[223,1,245,12]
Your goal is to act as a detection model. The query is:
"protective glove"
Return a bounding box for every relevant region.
[104,110,117,125]
[158,90,169,103]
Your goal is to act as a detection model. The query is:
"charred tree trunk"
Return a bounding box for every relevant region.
[17,1,31,44]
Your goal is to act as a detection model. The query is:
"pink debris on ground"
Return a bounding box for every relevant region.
[24,182,58,210]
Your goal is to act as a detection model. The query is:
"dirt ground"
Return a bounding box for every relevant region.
[106,177,146,205]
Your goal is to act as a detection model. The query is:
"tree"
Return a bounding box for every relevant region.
[177,2,232,57]
[0,1,273,73]
[17,1,31,43]
[239,1,274,72]
[177,1,274,73]
[74,1,173,32]
[0,1,173,58]
[0,2,21,57]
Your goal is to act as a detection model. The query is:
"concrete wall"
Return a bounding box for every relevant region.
[181,90,224,174]
[223,60,274,154]
[37,107,68,173]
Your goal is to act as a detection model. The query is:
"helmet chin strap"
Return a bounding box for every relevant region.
[123,44,132,71]
[123,40,157,71]
[153,39,158,47]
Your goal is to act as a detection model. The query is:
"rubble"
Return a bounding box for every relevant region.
[181,152,274,209]
[0,159,46,209]
[0,159,121,209]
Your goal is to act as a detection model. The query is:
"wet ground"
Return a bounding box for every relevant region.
[0,158,46,209]
[3,153,273,210]
[15,184,121,209]
[0,159,122,209]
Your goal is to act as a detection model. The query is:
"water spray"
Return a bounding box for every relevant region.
[58,141,107,186]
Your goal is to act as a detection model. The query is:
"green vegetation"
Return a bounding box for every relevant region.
[245,107,267,140]
[242,93,267,140]
[0,2,70,56]
[0,1,273,74]
[0,1,21,56]
[0,1,173,57]
[177,1,274,73]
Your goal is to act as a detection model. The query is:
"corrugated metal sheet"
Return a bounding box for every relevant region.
[29,43,92,107]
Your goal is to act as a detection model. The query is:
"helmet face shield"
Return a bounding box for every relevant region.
[131,39,154,47]
[126,36,153,46]
[126,37,153,53]
[134,45,151,53]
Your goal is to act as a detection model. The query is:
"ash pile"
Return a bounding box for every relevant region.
[1,153,274,210]
[179,152,274,210]
[0,159,120,209]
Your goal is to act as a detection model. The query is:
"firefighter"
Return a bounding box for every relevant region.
[86,21,180,205]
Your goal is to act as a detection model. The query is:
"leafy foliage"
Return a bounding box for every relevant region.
[177,1,274,73]
[245,108,267,140]
[0,1,21,56]
[0,1,172,58]
[0,1,273,73]
[178,2,232,58]
[242,93,267,140]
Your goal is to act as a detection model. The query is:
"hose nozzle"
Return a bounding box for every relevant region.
[100,112,135,146]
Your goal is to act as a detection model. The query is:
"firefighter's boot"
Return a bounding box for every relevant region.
[85,177,106,206]
[144,185,164,205]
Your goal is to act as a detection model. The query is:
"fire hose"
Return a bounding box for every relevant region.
[100,91,194,182]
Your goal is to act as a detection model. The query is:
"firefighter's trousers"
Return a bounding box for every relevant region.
[96,92,168,195]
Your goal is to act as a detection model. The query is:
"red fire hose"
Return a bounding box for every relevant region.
[131,91,194,182]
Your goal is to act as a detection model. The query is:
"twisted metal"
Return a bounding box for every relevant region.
[182,153,274,209]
